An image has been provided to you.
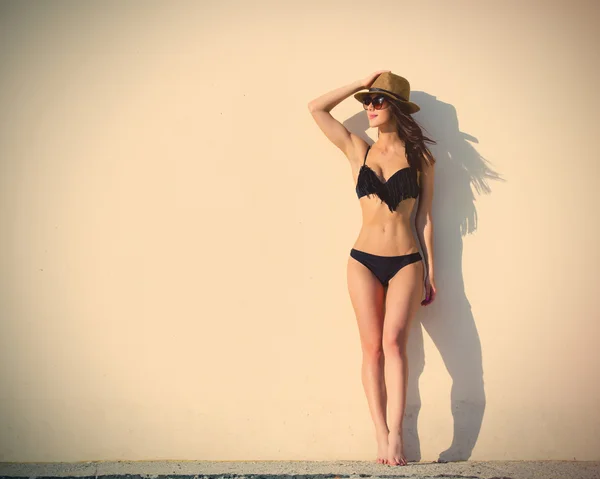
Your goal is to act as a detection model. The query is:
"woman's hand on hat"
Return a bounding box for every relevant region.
[361,70,391,88]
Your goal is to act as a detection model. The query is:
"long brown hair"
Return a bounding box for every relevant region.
[378,98,436,172]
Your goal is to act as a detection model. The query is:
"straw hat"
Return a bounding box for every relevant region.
[354,72,420,113]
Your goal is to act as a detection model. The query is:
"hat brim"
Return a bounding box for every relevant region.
[354,90,420,114]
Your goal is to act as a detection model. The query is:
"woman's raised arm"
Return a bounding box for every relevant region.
[307,78,365,158]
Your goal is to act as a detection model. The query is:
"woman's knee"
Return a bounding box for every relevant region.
[382,330,409,355]
[361,339,384,359]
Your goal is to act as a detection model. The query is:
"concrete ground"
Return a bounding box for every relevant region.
[1,460,600,479]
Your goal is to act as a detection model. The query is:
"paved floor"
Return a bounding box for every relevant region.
[1,460,600,479]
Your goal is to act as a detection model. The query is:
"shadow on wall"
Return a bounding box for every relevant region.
[344,91,505,462]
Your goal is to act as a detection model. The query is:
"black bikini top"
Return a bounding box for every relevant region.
[355,145,420,212]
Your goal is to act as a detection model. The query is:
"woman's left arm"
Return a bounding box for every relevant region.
[415,161,436,305]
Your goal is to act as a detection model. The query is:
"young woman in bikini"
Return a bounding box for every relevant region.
[308,71,437,466]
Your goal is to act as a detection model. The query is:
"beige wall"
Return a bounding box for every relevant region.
[1,0,599,462]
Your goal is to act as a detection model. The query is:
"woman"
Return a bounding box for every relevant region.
[307,71,437,466]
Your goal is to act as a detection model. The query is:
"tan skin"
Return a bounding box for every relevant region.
[308,71,437,466]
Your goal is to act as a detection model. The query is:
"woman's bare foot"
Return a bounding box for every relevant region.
[387,431,408,466]
[376,430,389,464]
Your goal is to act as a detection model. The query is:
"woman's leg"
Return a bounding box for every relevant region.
[347,254,388,464]
[382,259,424,466]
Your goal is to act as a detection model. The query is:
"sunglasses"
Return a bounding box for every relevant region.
[362,94,390,110]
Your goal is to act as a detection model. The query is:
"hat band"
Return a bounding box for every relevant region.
[369,88,407,102]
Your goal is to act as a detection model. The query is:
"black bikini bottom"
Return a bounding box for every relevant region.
[350,248,422,287]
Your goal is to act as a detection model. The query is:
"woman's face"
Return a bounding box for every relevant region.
[364,94,394,128]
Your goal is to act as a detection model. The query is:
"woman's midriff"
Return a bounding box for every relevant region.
[352,198,420,256]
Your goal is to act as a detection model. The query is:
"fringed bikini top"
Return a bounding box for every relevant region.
[355,145,420,212]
